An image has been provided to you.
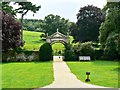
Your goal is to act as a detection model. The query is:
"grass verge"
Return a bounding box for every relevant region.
[66,60,119,88]
[2,61,54,88]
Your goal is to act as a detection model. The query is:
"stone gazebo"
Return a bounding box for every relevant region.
[46,30,70,45]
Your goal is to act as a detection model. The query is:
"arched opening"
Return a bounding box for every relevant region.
[51,41,66,61]
[46,30,70,61]
[51,41,66,56]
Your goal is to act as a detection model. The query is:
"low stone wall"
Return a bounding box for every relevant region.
[2,51,39,62]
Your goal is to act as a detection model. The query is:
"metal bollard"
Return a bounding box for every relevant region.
[85,72,90,82]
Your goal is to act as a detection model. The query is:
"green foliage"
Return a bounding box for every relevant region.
[40,33,46,39]
[39,43,53,61]
[64,50,78,61]
[15,2,41,14]
[64,42,98,61]
[52,43,65,55]
[23,31,74,51]
[94,49,104,60]
[42,14,70,35]
[1,2,16,16]
[104,33,119,60]
[14,2,41,39]
[22,19,44,32]
[74,5,105,42]
[118,33,120,55]
[99,2,120,60]
[64,44,78,61]
[75,42,95,60]
[69,22,79,43]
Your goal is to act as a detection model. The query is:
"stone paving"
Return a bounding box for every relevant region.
[33,56,109,89]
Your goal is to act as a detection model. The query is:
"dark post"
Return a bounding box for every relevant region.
[85,72,90,82]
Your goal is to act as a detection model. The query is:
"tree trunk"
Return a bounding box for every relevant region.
[20,10,28,40]
[21,14,24,40]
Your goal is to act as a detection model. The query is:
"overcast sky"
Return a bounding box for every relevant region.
[16,0,107,22]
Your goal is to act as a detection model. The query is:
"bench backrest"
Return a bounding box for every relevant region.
[79,56,91,61]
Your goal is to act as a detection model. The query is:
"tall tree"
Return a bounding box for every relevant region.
[69,22,78,43]
[1,2,16,16]
[1,2,41,40]
[42,14,70,36]
[75,5,105,42]
[99,2,120,60]
[14,2,41,40]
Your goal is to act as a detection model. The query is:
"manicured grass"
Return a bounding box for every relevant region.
[52,43,65,55]
[23,30,74,52]
[0,64,2,89]
[66,60,119,88]
[2,62,54,88]
[23,31,46,50]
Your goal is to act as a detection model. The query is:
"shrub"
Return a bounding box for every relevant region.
[2,50,16,62]
[39,43,53,61]
[2,52,8,62]
[92,43,100,48]
[76,42,95,60]
[94,49,104,60]
[64,50,78,61]
[64,44,78,61]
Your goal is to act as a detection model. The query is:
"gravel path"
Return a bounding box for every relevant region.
[33,56,109,89]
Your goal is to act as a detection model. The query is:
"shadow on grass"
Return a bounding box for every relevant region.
[2,60,53,64]
[112,67,120,72]
[2,61,36,64]
[32,39,45,44]
[1,62,11,64]
[34,61,53,64]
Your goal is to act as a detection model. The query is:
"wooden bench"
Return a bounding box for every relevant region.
[79,56,91,61]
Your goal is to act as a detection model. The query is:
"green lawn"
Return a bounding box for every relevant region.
[52,43,65,55]
[66,60,119,88]
[2,62,54,88]
[23,30,74,52]
[23,31,46,50]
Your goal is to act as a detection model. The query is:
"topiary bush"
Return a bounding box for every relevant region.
[39,43,53,61]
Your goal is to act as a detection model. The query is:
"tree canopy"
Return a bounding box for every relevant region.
[42,14,70,36]
[21,19,44,32]
[1,10,24,51]
[69,22,78,43]
[99,2,120,60]
[73,5,105,42]
[1,2,41,40]
[14,2,41,39]
[1,2,16,16]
